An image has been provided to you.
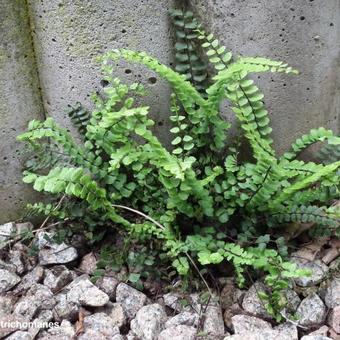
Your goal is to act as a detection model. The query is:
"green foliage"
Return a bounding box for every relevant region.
[316,142,340,165]
[18,10,339,321]
[170,9,208,93]
[67,102,91,136]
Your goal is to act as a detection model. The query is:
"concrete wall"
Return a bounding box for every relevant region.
[0,0,44,223]
[0,0,339,223]
[191,0,340,155]
[27,0,175,141]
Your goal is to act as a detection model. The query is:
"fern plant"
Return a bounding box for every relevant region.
[18,12,339,321]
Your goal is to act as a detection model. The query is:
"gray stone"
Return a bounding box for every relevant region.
[78,330,108,340]
[46,319,76,338]
[203,303,225,336]
[112,335,124,340]
[6,331,33,340]
[327,305,340,334]
[39,243,78,265]
[0,268,21,292]
[0,259,17,273]
[79,252,97,274]
[95,275,119,299]
[274,322,298,340]
[27,284,56,309]
[301,336,333,340]
[329,256,340,271]
[14,296,40,320]
[0,295,16,317]
[43,265,73,293]
[15,222,34,238]
[307,326,329,337]
[158,325,197,340]
[292,259,329,287]
[126,331,138,340]
[231,314,272,334]
[296,293,326,326]
[0,314,29,338]
[79,313,120,339]
[282,288,301,315]
[116,283,147,319]
[191,0,339,156]
[162,292,202,314]
[14,284,55,320]
[8,250,26,275]
[53,292,80,322]
[325,278,340,308]
[0,0,44,223]
[163,293,186,312]
[0,222,16,247]
[165,311,199,328]
[96,302,126,328]
[65,276,109,307]
[241,282,271,318]
[130,303,167,340]
[225,319,297,340]
[28,309,53,338]
[13,265,44,294]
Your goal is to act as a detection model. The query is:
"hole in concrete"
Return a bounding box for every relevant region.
[158,121,164,126]
[121,29,127,33]
[330,23,334,26]
[306,87,310,90]
[52,38,57,42]
[125,69,132,74]
[230,13,235,17]
[148,77,157,84]
[100,79,109,87]
[290,8,295,11]
[300,16,305,21]
[283,83,287,87]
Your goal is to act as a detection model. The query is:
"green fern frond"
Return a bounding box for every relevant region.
[269,161,340,208]
[282,127,335,161]
[67,102,91,136]
[196,27,233,72]
[170,9,208,93]
[100,49,206,111]
[316,141,340,164]
[267,205,339,229]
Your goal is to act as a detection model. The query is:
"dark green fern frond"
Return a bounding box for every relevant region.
[282,127,335,161]
[24,142,69,172]
[316,142,340,164]
[67,102,91,136]
[169,9,208,93]
[267,205,339,229]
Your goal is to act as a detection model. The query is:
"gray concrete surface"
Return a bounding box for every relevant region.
[0,0,44,223]
[191,0,340,155]
[0,0,339,222]
[27,0,176,142]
